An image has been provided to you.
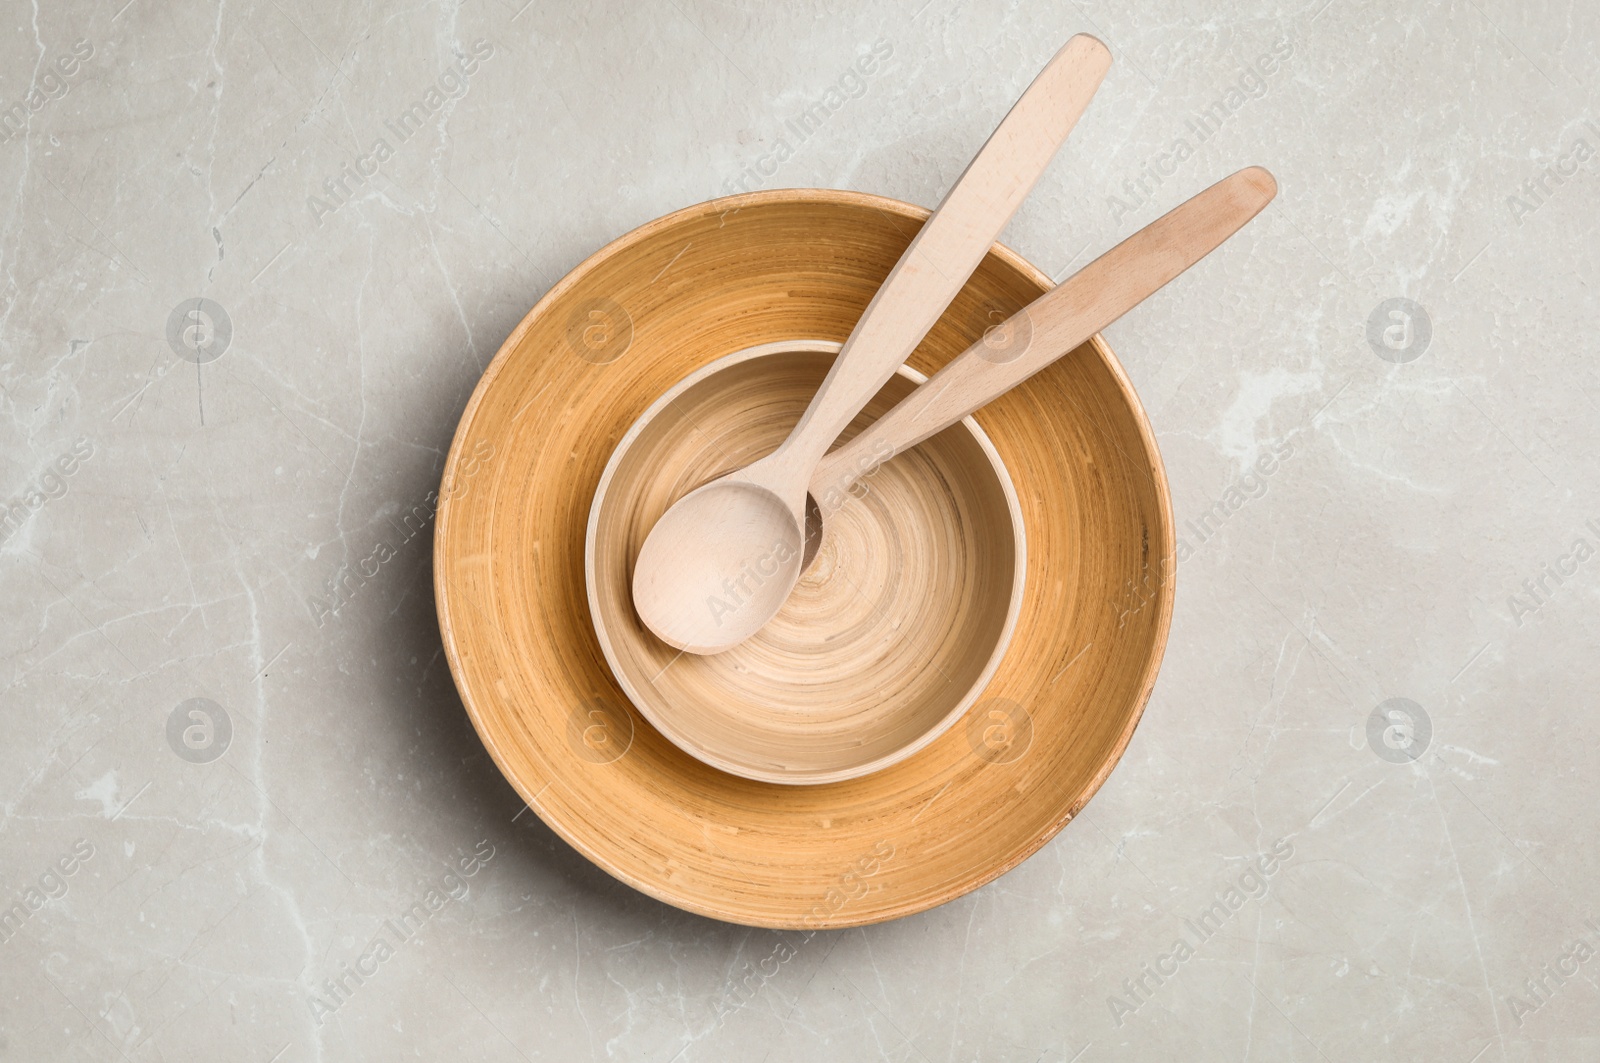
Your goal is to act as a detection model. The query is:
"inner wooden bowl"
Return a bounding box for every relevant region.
[587,339,1025,784]
[435,188,1174,928]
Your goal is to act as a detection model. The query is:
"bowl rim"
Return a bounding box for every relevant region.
[434,187,1176,927]
[584,338,1029,784]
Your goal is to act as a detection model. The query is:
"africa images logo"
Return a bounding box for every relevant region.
[1366,297,1431,363]
[307,40,495,225]
[305,841,496,1024]
[1106,839,1295,1026]
[1106,38,1293,224]
[0,39,94,147]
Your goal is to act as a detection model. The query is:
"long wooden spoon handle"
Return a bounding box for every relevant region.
[770,33,1112,483]
[813,166,1277,503]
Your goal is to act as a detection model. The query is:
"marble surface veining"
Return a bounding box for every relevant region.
[2,0,1598,1059]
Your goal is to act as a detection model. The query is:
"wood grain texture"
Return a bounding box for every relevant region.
[588,340,1026,784]
[626,34,1110,655]
[434,189,1175,929]
[760,33,1111,479]
[812,166,1276,503]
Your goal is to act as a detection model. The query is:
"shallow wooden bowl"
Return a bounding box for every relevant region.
[587,339,1026,784]
[435,188,1174,928]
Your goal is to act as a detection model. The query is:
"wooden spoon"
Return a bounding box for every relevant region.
[807,166,1278,555]
[632,34,1112,654]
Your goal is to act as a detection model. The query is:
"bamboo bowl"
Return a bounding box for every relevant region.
[435,188,1175,928]
[587,339,1026,784]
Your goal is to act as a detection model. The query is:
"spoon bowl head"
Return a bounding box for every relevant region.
[632,479,804,654]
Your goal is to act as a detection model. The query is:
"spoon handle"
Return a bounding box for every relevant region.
[767,33,1112,485]
[812,166,1277,505]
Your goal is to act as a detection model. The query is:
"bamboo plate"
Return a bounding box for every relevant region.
[435,188,1175,928]
[586,339,1027,784]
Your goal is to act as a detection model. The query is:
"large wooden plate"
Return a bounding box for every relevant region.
[434,189,1174,928]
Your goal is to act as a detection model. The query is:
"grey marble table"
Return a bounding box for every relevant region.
[2,1,1597,1060]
